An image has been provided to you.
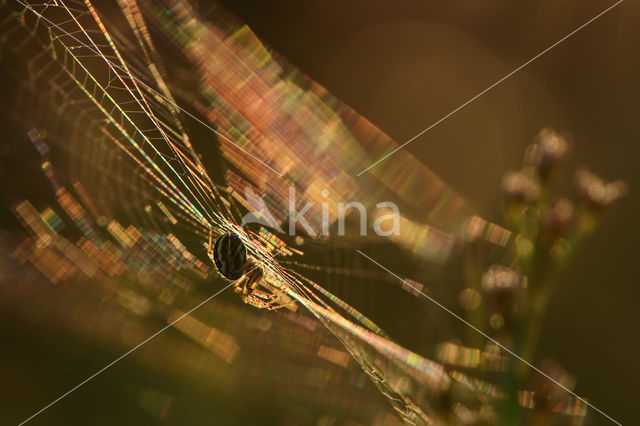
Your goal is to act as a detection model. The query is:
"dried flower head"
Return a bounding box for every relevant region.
[575,168,627,210]
[542,198,574,240]
[524,128,569,180]
[481,265,522,294]
[531,359,575,411]
[501,169,540,204]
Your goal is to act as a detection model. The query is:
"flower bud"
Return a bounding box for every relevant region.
[501,169,540,205]
[575,168,627,211]
[524,128,569,180]
[481,265,522,295]
[530,359,575,412]
[482,265,522,334]
[542,198,573,241]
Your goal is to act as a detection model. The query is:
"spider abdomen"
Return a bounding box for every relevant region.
[213,232,248,280]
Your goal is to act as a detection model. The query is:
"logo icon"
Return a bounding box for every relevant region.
[240,187,285,233]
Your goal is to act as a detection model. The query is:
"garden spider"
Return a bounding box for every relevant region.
[207,230,294,310]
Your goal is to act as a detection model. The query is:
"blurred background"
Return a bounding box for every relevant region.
[213,0,640,422]
[0,0,638,424]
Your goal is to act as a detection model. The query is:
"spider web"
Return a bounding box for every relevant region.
[0,1,586,424]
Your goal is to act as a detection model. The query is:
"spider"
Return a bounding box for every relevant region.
[207,229,293,310]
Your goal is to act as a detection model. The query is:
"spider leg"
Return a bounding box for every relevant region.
[235,259,297,311]
[268,299,297,311]
[233,277,245,295]
[206,228,214,262]
[243,282,296,310]
[244,267,263,292]
[249,288,279,301]
[242,292,295,311]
